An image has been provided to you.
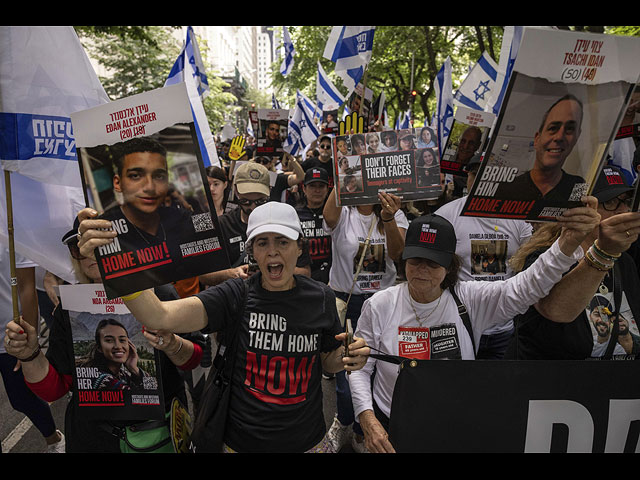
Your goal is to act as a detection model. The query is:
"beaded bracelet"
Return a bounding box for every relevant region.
[584,248,614,271]
[593,239,621,261]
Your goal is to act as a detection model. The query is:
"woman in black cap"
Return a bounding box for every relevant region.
[348,196,603,453]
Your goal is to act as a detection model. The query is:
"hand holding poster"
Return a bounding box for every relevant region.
[59,283,165,421]
[333,128,443,206]
[70,83,230,299]
[461,28,640,222]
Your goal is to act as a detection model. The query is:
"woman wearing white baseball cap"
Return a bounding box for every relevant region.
[74,202,370,453]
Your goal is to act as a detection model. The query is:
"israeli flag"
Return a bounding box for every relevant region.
[297,90,321,121]
[0,26,108,282]
[272,93,282,109]
[283,91,321,156]
[164,26,220,167]
[453,51,498,111]
[316,61,345,112]
[280,26,295,77]
[487,26,523,115]
[395,110,411,130]
[432,57,454,158]
[323,26,375,94]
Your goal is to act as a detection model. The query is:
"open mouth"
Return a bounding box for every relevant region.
[267,262,284,279]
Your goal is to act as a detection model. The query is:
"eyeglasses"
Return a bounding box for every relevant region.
[236,197,269,207]
[255,157,271,165]
[602,195,632,211]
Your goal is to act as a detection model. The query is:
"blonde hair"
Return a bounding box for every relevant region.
[509,223,562,273]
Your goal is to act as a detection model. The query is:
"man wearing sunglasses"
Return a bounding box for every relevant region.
[302,135,335,189]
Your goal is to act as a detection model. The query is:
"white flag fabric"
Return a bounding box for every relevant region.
[280,26,295,76]
[487,26,523,115]
[323,26,375,94]
[432,56,455,158]
[0,26,110,187]
[454,51,498,111]
[298,90,321,121]
[164,26,220,167]
[396,110,411,130]
[0,26,108,282]
[283,91,320,156]
[316,61,345,112]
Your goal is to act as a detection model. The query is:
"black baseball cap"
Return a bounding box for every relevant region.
[61,217,81,245]
[591,165,634,203]
[402,214,457,268]
[304,167,329,185]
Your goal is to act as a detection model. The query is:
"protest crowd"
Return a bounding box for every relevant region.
[2,26,640,454]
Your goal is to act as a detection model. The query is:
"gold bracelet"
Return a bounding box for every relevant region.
[584,250,613,272]
[121,291,143,301]
[593,239,621,260]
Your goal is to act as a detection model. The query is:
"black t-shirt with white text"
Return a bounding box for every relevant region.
[196,274,342,452]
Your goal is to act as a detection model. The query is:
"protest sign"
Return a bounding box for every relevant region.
[256,109,288,157]
[440,106,494,176]
[71,83,230,299]
[389,360,640,453]
[333,128,442,206]
[461,28,640,222]
[60,283,165,420]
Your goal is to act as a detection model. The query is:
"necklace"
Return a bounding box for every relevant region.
[407,283,442,326]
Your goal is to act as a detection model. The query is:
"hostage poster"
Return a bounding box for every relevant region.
[333,128,443,206]
[60,284,165,421]
[255,108,288,158]
[461,27,640,222]
[440,105,494,176]
[70,83,230,299]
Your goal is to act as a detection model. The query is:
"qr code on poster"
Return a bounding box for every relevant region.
[192,213,214,232]
[569,182,589,201]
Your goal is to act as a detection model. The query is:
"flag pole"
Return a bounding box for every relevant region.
[4,170,19,321]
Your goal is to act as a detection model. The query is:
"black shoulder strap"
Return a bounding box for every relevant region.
[448,286,476,354]
[367,287,476,365]
[604,262,622,359]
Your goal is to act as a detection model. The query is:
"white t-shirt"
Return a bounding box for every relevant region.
[436,196,533,335]
[0,248,37,354]
[324,207,409,295]
[349,239,583,420]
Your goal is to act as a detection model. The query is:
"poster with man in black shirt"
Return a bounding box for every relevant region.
[71,84,230,299]
[461,27,640,222]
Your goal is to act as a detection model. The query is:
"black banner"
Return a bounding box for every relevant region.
[389,360,640,453]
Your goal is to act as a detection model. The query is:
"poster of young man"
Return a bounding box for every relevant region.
[440,106,494,176]
[333,128,443,206]
[461,28,640,222]
[256,108,288,157]
[71,83,230,299]
[60,283,165,421]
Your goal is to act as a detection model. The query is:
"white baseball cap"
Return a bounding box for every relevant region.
[246,202,303,243]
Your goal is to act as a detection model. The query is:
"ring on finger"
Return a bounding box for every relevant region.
[626,230,631,237]
[157,336,164,346]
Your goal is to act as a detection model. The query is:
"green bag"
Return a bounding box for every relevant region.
[118,412,174,454]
